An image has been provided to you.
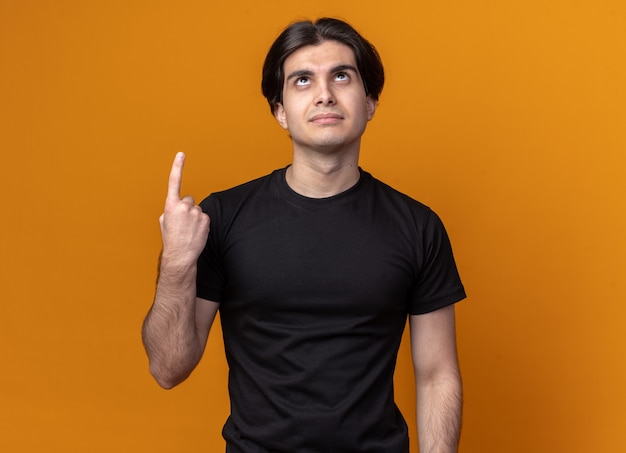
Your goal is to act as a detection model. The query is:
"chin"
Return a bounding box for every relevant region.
[314,131,360,147]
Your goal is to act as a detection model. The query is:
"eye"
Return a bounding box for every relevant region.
[295,77,310,86]
[335,72,350,81]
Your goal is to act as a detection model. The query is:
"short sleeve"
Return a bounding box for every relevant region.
[196,195,226,302]
[408,210,466,315]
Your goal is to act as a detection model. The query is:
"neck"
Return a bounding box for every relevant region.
[286,148,360,198]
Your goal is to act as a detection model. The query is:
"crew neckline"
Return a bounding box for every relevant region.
[274,166,368,210]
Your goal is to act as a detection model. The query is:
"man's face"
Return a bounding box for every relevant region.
[274,40,377,155]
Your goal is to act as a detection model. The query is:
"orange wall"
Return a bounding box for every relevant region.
[1,1,625,451]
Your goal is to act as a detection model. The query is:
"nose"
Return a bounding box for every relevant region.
[315,81,336,106]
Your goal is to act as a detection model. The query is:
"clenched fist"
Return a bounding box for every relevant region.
[159,152,210,268]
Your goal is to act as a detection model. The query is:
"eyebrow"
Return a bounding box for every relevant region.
[285,64,359,82]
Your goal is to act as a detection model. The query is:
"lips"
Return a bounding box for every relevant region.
[310,112,344,124]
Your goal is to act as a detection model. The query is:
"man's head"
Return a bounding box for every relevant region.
[261,18,385,115]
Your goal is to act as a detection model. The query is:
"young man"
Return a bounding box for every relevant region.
[143,18,466,453]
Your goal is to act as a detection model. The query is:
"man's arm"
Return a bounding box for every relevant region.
[410,304,462,453]
[142,152,215,389]
[143,290,218,388]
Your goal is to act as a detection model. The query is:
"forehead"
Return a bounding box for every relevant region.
[283,40,357,73]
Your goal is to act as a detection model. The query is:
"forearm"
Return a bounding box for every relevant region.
[142,258,203,389]
[416,370,463,453]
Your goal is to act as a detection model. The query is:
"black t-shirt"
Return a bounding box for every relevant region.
[197,168,465,452]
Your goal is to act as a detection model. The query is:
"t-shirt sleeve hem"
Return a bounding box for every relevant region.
[409,289,467,315]
[196,288,223,303]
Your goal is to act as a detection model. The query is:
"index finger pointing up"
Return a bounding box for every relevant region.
[166,152,185,204]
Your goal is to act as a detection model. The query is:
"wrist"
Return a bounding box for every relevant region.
[158,251,198,283]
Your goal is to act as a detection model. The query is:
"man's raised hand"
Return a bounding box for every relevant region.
[159,152,210,269]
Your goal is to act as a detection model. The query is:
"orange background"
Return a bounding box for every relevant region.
[1,1,625,452]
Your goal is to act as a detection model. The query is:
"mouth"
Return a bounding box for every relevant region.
[310,112,344,124]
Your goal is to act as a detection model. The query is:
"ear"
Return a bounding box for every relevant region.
[273,103,288,130]
[366,96,377,121]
